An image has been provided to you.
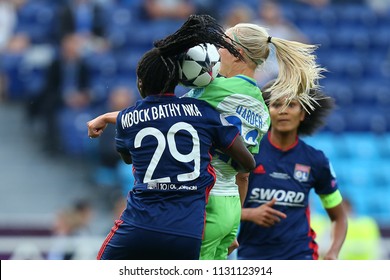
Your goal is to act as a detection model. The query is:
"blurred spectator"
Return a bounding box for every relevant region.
[0,35,30,102]
[113,193,127,219]
[9,242,44,260]
[47,199,94,260]
[192,0,220,20]
[312,197,382,259]
[339,198,382,259]
[297,0,330,8]
[252,0,310,86]
[0,0,31,101]
[27,33,91,154]
[142,0,195,20]
[93,86,136,197]
[73,199,94,234]
[57,0,108,54]
[254,0,309,41]
[222,3,254,29]
[331,0,364,3]
[0,0,17,53]
[366,0,390,15]
[4,34,30,55]
[296,0,364,7]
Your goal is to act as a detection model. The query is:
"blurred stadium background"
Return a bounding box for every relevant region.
[0,0,389,260]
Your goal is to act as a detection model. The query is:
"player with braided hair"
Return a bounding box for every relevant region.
[95,15,255,260]
[89,16,326,260]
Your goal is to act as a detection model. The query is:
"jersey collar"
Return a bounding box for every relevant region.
[267,132,299,151]
[234,75,258,87]
[144,93,176,101]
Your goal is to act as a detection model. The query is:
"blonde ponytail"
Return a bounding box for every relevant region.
[228,23,326,111]
[267,37,326,111]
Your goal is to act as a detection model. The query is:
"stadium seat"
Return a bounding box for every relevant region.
[134,20,184,45]
[365,188,390,224]
[89,78,114,107]
[342,133,382,159]
[322,109,348,133]
[342,106,387,133]
[105,2,148,51]
[15,1,56,44]
[300,25,331,49]
[337,159,375,188]
[371,160,390,188]
[115,50,144,78]
[85,52,117,81]
[333,4,378,27]
[348,190,370,216]
[57,107,97,156]
[328,25,370,52]
[303,132,350,161]
[369,24,390,50]
[375,134,390,159]
[354,79,390,106]
[322,50,365,80]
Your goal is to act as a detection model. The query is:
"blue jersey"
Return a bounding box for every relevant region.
[237,133,338,260]
[115,94,240,240]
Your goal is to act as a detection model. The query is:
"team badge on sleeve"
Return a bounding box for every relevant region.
[294,164,311,182]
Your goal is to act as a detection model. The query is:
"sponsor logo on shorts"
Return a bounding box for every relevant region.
[147,182,198,191]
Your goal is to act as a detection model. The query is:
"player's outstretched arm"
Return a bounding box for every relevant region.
[87,111,120,138]
[223,137,255,173]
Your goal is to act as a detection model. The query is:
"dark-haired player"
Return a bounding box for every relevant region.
[89,18,327,260]
[94,15,255,260]
[237,80,348,260]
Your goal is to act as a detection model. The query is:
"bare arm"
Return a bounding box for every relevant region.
[87,111,120,138]
[323,203,348,260]
[227,172,250,256]
[223,137,255,173]
[228,239,239,256]
[236,172,249,206]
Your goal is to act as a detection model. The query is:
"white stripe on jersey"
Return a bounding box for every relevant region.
[209,158,239,196]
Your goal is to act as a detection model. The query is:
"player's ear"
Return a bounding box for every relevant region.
[300,109,306,122]
[137,78,145,98]
[236,48,245,61]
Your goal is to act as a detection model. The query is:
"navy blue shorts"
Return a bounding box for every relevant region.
[97,220,202,260]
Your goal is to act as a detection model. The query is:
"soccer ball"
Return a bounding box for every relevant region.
[178,43,221,88]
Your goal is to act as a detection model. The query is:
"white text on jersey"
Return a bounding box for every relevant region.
[248,188,305,207]
[236,105,264,129]
[121,104,202,129]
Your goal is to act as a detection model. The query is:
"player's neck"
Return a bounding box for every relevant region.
[269,130,298,151]
[228,65,255,79]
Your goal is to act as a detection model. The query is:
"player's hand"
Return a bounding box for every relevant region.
[249,198,287,227]
[228,239,239,256]
[323,251,338,260]
[87,116,108,138]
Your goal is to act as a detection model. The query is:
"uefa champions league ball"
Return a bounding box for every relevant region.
[178,43,221,88]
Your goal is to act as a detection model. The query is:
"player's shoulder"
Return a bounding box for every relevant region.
[208,76,244,89]
[117,101,140,115]
[179,96,218,113]
[299,139,329,162]
[180,95,211,106]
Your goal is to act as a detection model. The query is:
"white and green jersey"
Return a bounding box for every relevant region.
[186,75,270,196]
